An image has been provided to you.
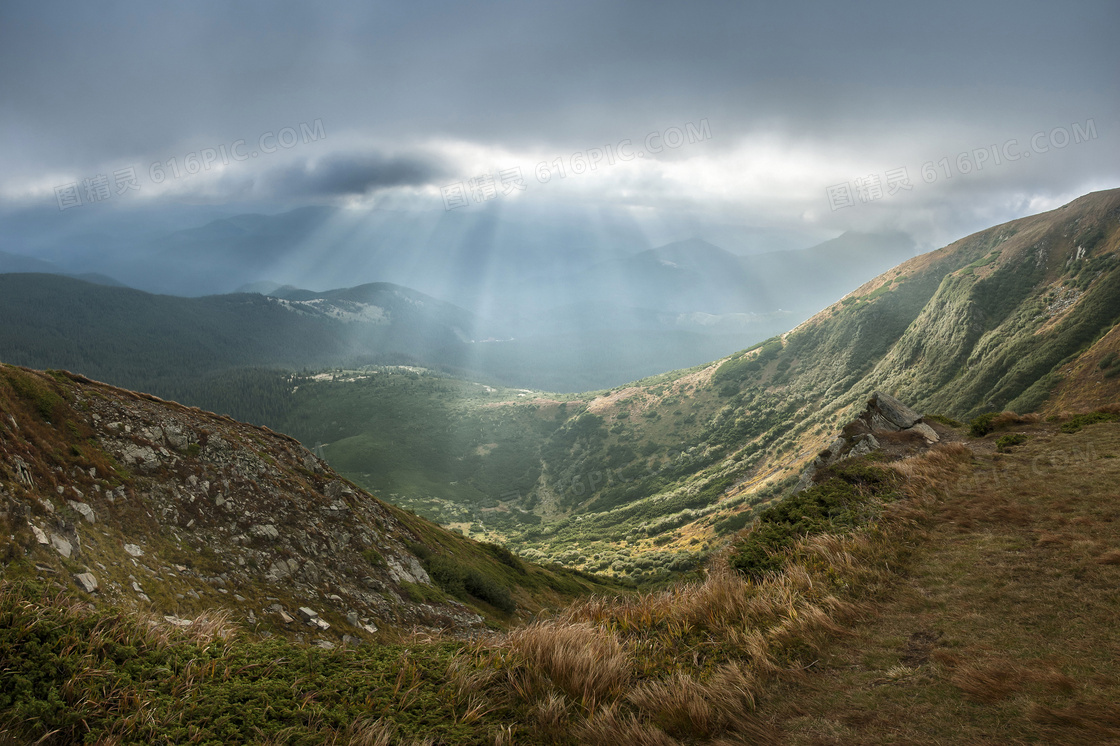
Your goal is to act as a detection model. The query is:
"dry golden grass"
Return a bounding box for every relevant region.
[493,621,631,713]
[454,443,986,743]
[762,418,1120,744]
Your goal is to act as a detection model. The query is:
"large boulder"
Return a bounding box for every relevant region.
[794,392,937,493]
[863,391,923,431]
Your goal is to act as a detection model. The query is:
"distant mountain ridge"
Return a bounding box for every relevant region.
[0,249,124,287]
[252,188,1120,574]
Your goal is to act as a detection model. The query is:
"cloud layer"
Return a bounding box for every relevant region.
[1,0,1117,248]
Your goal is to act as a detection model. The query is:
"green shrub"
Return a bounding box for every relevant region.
[481,542,523,572]
[714,511,753,536]
[425,555,466,597]
[970,412,999,437]
[462,571,516,614]
[728,459,899,580]
[996,433,1028,452]
[1060,410,1120,434]
[424,555,516,614]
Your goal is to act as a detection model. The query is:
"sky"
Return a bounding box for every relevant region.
[1,0,1118,254]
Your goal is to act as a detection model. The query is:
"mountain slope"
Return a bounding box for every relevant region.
[0,365,620,642]
[0,274,486,395]
[4,405,1115,744]
[256,189,1120,573]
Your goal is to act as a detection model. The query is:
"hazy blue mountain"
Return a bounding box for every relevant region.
[0,250,125,287]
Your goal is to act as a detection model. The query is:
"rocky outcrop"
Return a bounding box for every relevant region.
[794,391,939,492]
[1,366,487,642]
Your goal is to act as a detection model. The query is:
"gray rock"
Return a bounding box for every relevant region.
[824,436,848,458]
[50,534,73,558]
[29,524,49,545]
[249,524,279,540]
[849,438,878,458]
[67,501,96,524]
[909,421,940,442]
[867,391,922,430]
[74,572,98,593]
[386,554,430,585]
[121,444,160,471]
[792,467,817,494]
[12,457,35,487]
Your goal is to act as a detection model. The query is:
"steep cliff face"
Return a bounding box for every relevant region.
[0,365,610,643]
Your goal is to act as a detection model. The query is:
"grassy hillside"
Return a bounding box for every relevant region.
[4,409,1116,744]
[6,190,1115,580]
[0,365,623,641]
[225,189,1120,575]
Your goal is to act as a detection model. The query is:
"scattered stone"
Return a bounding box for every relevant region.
[74,572,98,593]
[250,524,279,540]
[795,392,936,493]
[13,457,35,487]
[910,421,940,443]
[29,524,49,545]
[50,534,73,558]
[67,501,96,524]
[266,560,291,581]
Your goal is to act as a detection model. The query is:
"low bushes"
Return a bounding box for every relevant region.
[728,459,900,580]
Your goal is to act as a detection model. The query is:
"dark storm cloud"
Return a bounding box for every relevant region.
[0,0,1116,245]
[268,152,449,197]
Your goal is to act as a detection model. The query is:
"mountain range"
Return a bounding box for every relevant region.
[200,187,1117,574]
[0,226,916,392]
[1,188,1118,743]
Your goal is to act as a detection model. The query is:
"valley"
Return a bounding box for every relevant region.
[1,188,1118,743]
[118,188,1120,578]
